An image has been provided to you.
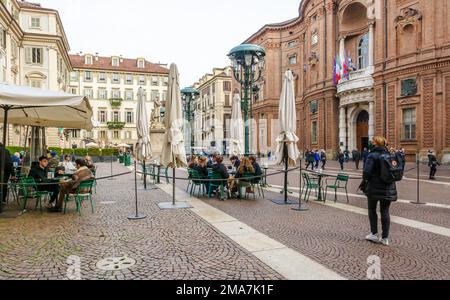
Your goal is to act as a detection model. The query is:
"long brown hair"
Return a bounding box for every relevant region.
[238,157,255,174]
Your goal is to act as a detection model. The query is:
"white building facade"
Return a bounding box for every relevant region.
[192,67,233,155]
[69,53,169,148]
[0,0,72,147]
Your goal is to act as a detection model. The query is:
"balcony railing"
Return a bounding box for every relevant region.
[109,98,123,108]
[337,66,375,95]
[107,122,126,130]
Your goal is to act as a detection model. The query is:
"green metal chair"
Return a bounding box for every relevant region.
[325,173,350,203]
[19,177,52,212]
[189,169,207,197]
[302,173,322,203]
[63,180,95,216]
[208,172,226,200]
[233,173,254,200]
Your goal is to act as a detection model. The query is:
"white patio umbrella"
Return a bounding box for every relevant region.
[128,87,152,220]
[117,143,131,148]
[136,87,152,162]
[160,63,189,209]
[275,70,300,165]
[0,83,93,140]
[85,142,100,148]
[274,70,300,206]
[229,93,244,156]
[0,83,93,214]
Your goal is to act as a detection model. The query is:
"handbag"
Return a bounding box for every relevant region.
[358,180,368,194]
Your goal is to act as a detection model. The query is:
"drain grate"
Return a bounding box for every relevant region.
[96,257,136,271]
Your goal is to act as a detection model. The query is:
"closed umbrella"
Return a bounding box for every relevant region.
[274,70,301,206]
[160,63,190,209]
[128,87,151,220]
[136,87,152,191]
[229,93,244,156]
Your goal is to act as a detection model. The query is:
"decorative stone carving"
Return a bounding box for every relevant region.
[395,7,422,29]
[308,52,319,66]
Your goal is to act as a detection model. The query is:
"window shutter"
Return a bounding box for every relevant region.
[25,48,32,64]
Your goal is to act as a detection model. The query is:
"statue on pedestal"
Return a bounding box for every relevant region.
[151,99,165,129]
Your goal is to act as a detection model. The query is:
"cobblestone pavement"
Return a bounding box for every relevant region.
[0,163,283,280]
[173,169,450,280]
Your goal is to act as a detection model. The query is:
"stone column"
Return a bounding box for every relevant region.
[369,101,375,139]
[339,36,346,60]
[368,21,375,67]
[347,108,354,152]
[339,107,347,152]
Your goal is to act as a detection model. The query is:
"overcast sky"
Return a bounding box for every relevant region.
[38,0,300,87]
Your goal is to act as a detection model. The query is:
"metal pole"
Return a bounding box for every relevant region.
[244,68,249,156]
[292,157,308,212]
[128,159,147,220]
[284,144,288,204]
[143,159,147,189]
[1,108,8,212]
[411,152,425,205]
[173,167,176,206]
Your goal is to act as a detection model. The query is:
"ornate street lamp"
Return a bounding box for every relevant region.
[228,44,265,156]
[181,87,200,154]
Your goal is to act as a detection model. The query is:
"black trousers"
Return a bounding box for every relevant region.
[1,171,11,204]
[368,199,392,239]
[430,166,437,179]
[38,184,60,202]
[321,160,326,169]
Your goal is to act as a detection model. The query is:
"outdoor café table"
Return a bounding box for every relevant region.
[311,171,330,202]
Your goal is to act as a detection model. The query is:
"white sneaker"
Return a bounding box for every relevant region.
[366,234,380,243]
[380,238,390,246]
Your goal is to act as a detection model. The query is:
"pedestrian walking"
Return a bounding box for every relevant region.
[363,136,401,247]
[320,150,327,170]
[305,149,313,170]
[338,150,345,171]
[362,147,369,168]
[344,148,350,163]
[353,149,362,170]
[428,150,440,180]
[313,150,321,169]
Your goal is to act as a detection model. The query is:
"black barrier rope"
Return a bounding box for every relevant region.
[0,171,133,186]
[135,167,301,183]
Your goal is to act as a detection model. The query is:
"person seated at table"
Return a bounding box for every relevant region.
[230,158,255,196]
[52,159,95,213]
[11,152,21,166]
[62,155,77,173]
[194,157,209,179]
[54,166,66,178]
[28,156,60,205]
[188,156,199,170]
[249,156,263,183]
[229,156,241,170]
[84,156,96,172]
[47,151,60,170]
[210,155,229,194]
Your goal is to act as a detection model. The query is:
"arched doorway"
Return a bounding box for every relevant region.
[356,110,369,151]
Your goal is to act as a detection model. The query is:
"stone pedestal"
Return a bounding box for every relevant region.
[150,129,166,161]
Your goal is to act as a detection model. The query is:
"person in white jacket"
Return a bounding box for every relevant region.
[61,155,77,173]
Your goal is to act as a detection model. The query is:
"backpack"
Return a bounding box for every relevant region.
[379,152,404,184]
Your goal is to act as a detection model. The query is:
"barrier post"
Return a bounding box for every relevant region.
[411,152,426,205]
[292,157,308,212]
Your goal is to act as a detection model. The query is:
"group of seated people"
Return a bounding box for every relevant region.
[27,155,96,213]
[187,154,263,199]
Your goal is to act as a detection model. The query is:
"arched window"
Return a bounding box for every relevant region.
[358,34,369,70]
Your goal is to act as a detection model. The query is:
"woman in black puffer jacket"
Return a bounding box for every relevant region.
[363,136,398,246]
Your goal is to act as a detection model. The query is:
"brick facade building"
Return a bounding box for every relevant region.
[244,0,450,162]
